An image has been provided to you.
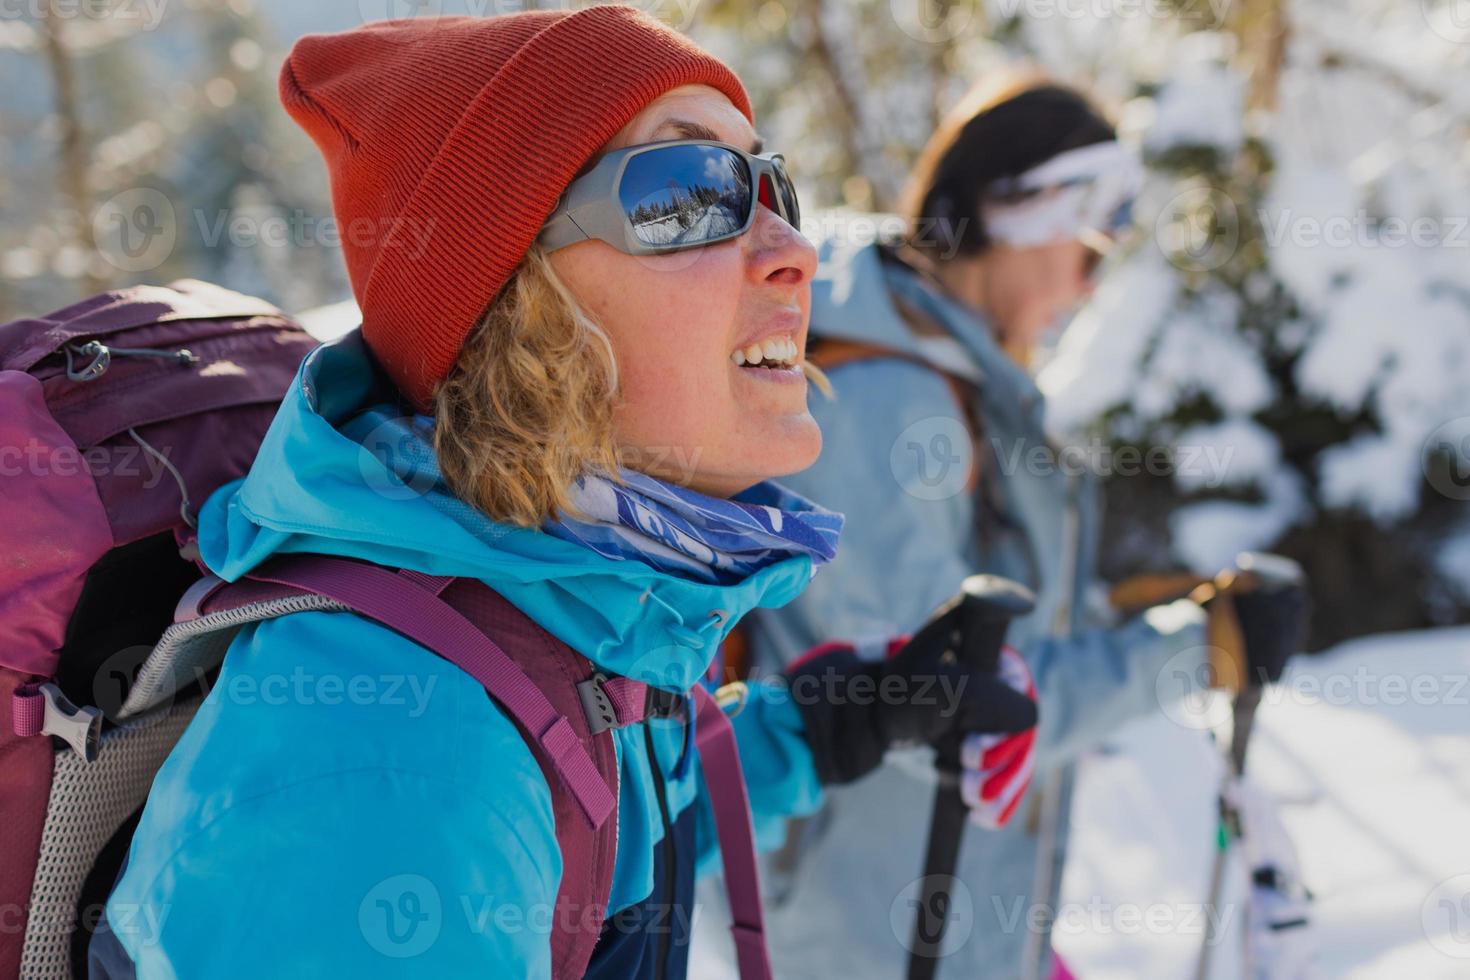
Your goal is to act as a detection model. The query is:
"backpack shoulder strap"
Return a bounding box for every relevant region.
[693,684,773,980]
[183,555,644,979]
[165,554,771,980]
[245,555,619,827]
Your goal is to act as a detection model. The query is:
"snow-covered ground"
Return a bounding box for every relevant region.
[634,203,743,246]
[1058,625,1470,979]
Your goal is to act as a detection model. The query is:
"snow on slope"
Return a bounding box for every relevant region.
[1059,626,1470,979]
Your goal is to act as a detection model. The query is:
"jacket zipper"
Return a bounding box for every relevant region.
[643,722,675,980]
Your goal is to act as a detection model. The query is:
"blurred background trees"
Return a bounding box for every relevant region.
[4,0,1468,645]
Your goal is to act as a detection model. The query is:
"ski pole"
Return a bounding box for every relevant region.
[1193,553,1304,980]
[1194,681,1259,980]
[907,575,1036,980]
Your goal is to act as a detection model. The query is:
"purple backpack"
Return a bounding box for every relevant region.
[0,284,770,980]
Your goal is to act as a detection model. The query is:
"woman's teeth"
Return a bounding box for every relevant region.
[731,336,799,368]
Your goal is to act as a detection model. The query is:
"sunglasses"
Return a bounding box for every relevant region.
[539,139,801,256]
[1079,196,1136,279]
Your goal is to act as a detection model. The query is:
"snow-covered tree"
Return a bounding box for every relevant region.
[1036,1,1470,644]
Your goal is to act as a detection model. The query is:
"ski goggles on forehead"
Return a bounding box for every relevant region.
[539,139,801,256]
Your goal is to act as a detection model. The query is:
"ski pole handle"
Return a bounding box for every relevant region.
[931,575,1036,772]
[908,575,1035,980]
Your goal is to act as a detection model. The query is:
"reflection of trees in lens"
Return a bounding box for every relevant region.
[628,150,750,246]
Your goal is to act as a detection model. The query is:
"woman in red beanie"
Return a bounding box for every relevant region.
[90,9,1037,979]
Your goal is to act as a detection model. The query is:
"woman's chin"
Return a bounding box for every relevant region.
[740,412,824,482]
[672,414,822,498]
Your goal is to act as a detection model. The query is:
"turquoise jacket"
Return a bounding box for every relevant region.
[101,332,825,978]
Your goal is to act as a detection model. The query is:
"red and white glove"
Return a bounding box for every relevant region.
[958,647,1037,829]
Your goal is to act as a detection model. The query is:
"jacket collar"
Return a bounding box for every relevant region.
[197,331,814,690]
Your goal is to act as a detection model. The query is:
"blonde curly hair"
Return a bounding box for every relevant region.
[432,247,619,528]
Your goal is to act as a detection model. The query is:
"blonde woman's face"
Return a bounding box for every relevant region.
[547,85,821,497]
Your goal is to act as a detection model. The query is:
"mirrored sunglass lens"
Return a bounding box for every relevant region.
[620,145,752,248]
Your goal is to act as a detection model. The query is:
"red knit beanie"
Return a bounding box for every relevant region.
[280,8,753,412]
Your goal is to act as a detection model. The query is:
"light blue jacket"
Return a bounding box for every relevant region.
[99,332,825,978]
[742,226,1208,980]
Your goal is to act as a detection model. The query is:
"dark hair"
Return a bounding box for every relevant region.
[901,76,1116,261]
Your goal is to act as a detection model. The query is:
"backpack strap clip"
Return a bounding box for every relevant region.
[578,672,686,735]
[12,682,102,763]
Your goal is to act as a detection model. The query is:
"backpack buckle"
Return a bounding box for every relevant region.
[578,673,619,735]
[13,683,102,762]
[577,672,687,735]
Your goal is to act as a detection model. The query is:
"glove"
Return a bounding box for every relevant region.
[959,647,1037,828]
[1196,552,1311,689]
[786,595,1038,789]
[1232,581,1310,685]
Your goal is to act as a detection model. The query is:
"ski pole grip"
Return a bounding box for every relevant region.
[958,574,1037,674]
[932,576,1035,776]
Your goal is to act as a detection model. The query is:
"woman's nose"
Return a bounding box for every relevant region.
[745,206,816,288]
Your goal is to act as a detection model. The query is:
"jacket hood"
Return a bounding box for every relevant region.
[197,330,815,689]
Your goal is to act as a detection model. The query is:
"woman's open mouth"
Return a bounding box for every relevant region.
[730,334,801,374]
